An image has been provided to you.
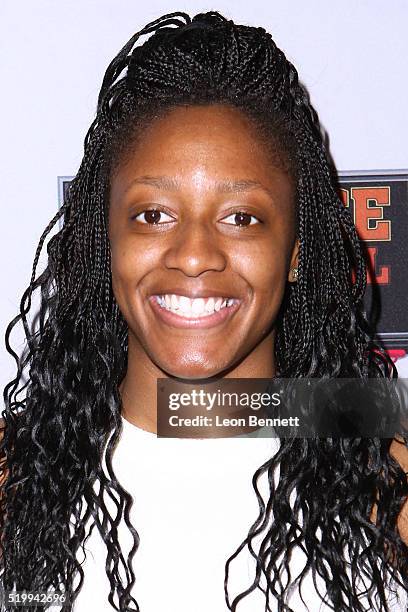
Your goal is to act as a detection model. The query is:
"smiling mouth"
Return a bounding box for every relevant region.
[153,294,239,318]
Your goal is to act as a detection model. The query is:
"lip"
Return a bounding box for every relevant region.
[148,295,241,329]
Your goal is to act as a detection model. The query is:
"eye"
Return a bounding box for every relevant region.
[220,211,261,227]
[131,209,175,225]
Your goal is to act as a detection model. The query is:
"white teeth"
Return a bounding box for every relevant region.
[205,297,215,313]
[191,297,205,315]
[178,296,191,314]
[214,298,222,312]
[155,294,236,317]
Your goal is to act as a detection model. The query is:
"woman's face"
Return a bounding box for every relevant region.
[108,104,298,379]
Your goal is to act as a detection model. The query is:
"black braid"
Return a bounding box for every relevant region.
[1,10,407,612]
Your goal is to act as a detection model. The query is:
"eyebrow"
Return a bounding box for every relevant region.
[124,175,276,199]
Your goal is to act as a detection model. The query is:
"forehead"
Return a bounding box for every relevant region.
[139,103,261,142]
[110,103,294,201]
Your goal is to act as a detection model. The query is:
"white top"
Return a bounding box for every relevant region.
[69,416,407,611]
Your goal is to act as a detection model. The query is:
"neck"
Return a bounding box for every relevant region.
[119,329,276,434]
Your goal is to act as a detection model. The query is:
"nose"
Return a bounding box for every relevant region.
[163,220,227,277]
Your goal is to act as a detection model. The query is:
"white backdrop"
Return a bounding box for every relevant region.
[1,0,407,390]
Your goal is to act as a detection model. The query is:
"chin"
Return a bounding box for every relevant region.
[157,354,229,381]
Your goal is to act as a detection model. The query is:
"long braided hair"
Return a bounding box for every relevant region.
[1,11,407,612]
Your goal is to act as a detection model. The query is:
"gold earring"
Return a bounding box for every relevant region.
[291,267,298,281]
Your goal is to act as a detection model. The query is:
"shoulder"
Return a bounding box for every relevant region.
[369,435,408,567]
[390,435,408,545]
[390,435,408,470]
[370,436,408,544]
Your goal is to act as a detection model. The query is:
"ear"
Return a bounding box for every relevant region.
[288,236,300,283]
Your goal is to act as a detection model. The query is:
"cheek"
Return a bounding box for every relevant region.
[110,236,155,284]
[237,240,290,339]
[109,238,142,314]
[110,246,136,289]
[234,239,289,298]
[109,236,163,326]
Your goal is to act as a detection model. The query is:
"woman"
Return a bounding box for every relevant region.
[1,10,407,612]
